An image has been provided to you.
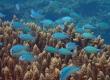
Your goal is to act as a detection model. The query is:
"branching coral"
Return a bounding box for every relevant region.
[0,15,110,80]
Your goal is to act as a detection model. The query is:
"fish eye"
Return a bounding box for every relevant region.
[21,56,24,58]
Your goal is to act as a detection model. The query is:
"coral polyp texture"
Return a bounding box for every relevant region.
[0,15,110,80]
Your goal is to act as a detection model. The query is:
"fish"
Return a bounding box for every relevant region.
[52,32,69,40]
[0,12,6,18]
[10,22,24,29]
[31,9,44,20]
[50,1,58,8]
[20,26,33,33]
[58,47,73,55]
[61,16,73,23]
[60,8,70,13]
[15,4,20,11]
[83,24,96,29]
[10,44,27,53]
[83,45,101,53]
[41,19,53,26]
[70,12,80,19]
[19,53,37,62]
[44,46,58,53]
[60,65,81,80]
[66,42,78,51]
[96,22,110,29]
[74,28,87,33]
[10,50,29,57]
[18,33,36,41]
[81,32,95,39]
[54,19,63,25]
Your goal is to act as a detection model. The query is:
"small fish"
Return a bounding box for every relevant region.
[83,24,96,29]
[50,1,58,8]
[19,53,37,62]
[44,46,58,53]
[70,12,80,19]
[83,45,101,53]
[43,23,55,30]
[41,19,53,26]
[10,22,24,29]
[66,42,78,51]
[74,28,87,33]
[16,4,20,11]
[54,19,63,25]
[96,22,110,29]
[81,32,95,39]
[61,16,73,23]
[10,44,27,53]
[20,26,33,33]
[31,9,44,20]
[60,65,81,80]
[58,47,73,55]
[60,8,70,13]
[10,50,29,57]
[52,32,69,40]
[0,12,6,18]
[18,33,36,41]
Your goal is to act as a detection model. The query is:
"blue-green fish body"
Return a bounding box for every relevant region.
[44,46,58,53]
[75,28,87,33]
[60,65,81,80]
[83,45,101,53]
[10,44,27,53]
[20,26,33,33]
[43,24,55,30]
[19,53,37,62]
[60,8,70,13]
[83,24,96,29]
[16,4,20,11]
[61,16,73,23]
[18,33,36,41]
[96,22,110,29]
[54,19,63,25]
[10,22,24,29]
[70,12,80,19]
[31,9,44,20]
[58,48,73,55]
[81,32,95,39]
[52,32,69,40]
[50,1,58,8]
[66,42,78,51]
[0,12,5,18]
[41,19,53,26]
[10,50,29,57]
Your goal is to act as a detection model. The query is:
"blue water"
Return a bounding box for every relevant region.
[0,0,110,44]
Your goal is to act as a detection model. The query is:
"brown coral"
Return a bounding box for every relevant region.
[0,15,110,80]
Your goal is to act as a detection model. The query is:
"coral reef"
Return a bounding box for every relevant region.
[0,15,110,80]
